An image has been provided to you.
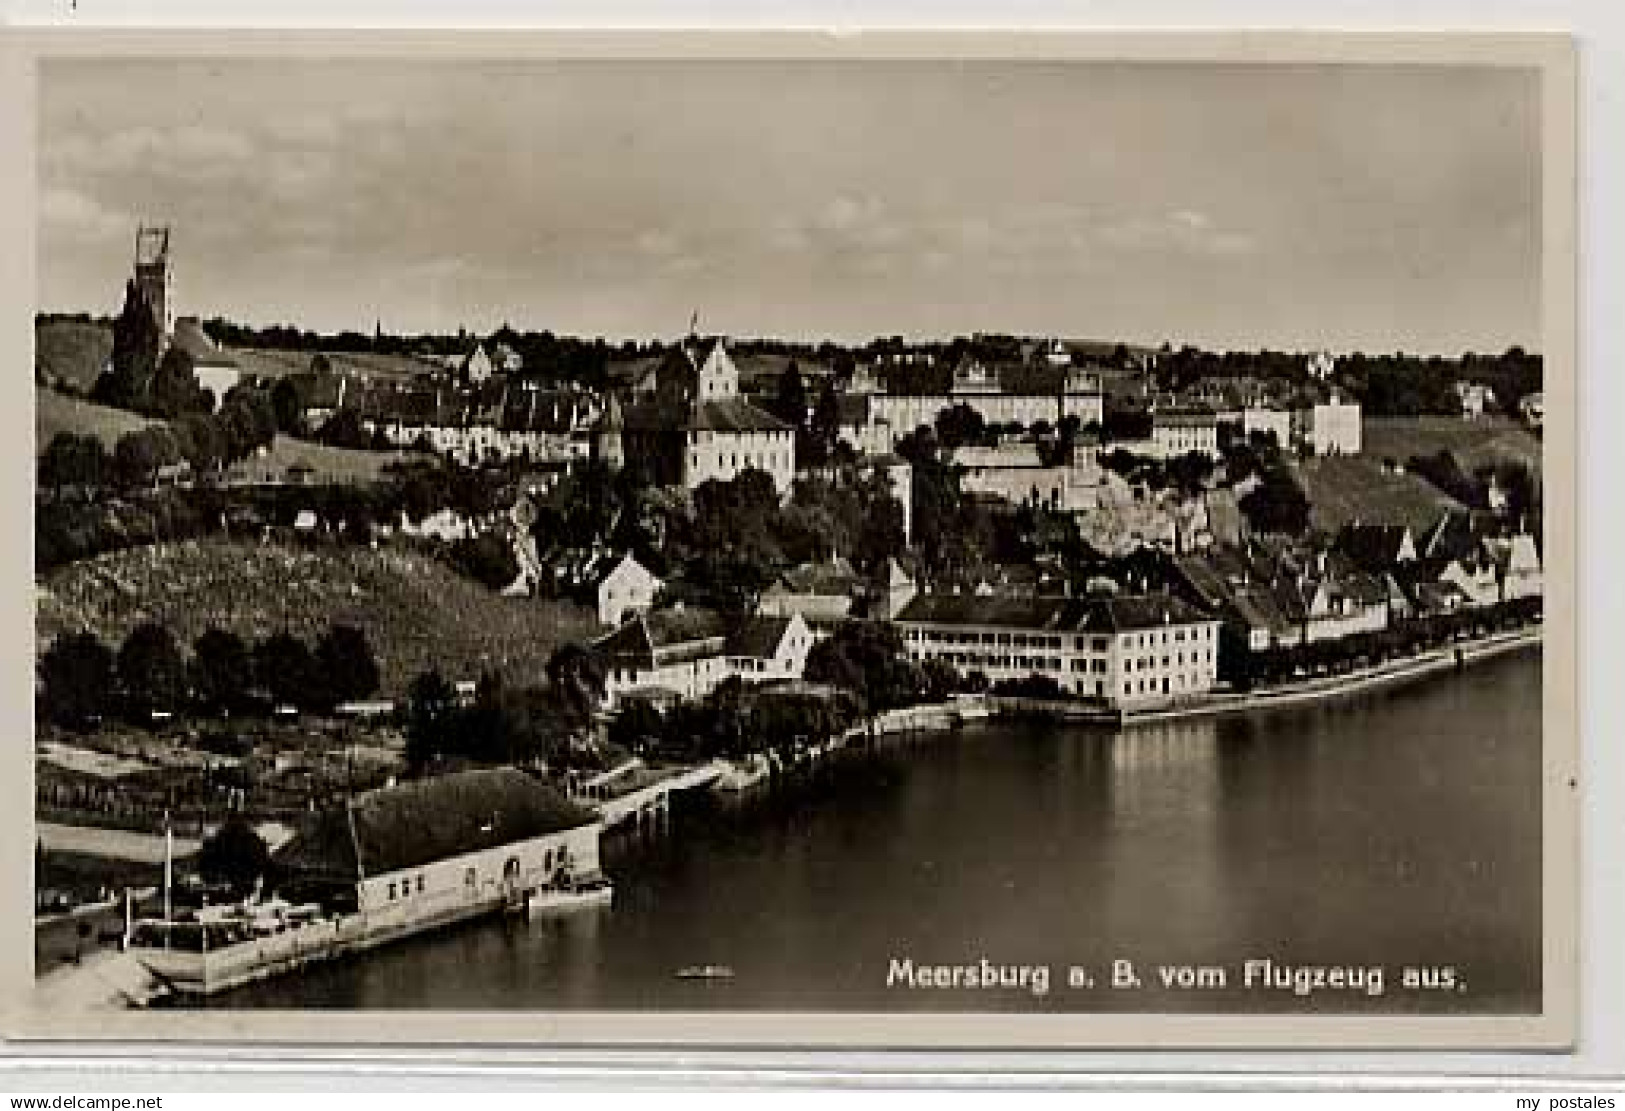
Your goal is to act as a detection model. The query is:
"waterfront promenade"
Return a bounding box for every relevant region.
[981,625,1543,729]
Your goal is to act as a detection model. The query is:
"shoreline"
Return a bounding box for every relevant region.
[869,624,1543,737]
[1120,626,1542,725]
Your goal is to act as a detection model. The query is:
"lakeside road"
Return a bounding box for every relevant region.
[37,822,201,864]
[963,625,1545,730]
[1126,625,1543,725]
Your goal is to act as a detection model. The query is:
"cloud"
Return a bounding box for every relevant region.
[261,112,343,147]
[775,194,910,262]
[51,123,256,184]
[40,186,127,240]
[1096,209,1257,258]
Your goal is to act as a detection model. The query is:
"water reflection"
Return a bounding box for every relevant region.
[212,652,1541,1014]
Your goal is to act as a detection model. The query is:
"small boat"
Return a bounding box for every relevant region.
[675,964,735,980]
[525,875,613,918]
[713,754,772,793]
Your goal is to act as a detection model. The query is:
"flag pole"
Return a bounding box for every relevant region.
[163,808,173,930]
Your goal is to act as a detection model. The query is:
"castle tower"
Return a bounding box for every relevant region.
[593,392,625,472]
[133,225,174,348]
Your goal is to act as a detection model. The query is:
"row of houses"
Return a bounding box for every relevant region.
[1168,515,1542,654]
[287,368,603,467]
[1163,379,1363,458]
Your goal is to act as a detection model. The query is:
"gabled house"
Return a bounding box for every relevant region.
[1287,564,1391,642]
[1519,392,1544,429]
[594,607,813,707]
[1483,533,1543,601]
[621,338,797,494]
[595,553,662,628]
[758,556,860,629]
[870,558,918,621]
[462,343,495,386]
[1454,381,1498,419]
[724,614,815,684]
[1435,553,1503,608]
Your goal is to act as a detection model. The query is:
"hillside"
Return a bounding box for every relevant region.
[1362,417,1542,476]
[1295,455,1464,536]
[35,320,113,390]
[226,347,440,382]
[36,386,156,449]
[35,386,416,481]
[36,539,601,695]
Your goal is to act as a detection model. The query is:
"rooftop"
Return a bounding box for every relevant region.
[275,768,596,881]
[894,591,1211,633]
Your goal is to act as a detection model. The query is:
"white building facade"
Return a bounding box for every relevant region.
[894,592,1221,709]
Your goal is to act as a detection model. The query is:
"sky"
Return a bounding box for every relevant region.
[37,59,1542,354]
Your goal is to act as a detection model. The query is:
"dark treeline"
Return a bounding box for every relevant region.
[37,621,381,730]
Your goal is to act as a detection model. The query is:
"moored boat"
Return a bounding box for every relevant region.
[712,754,773,793]
[525,874,614,917]
[675,964,734,980]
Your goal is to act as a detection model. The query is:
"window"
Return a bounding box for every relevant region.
[387,882,397,900]
[417,876,425,893]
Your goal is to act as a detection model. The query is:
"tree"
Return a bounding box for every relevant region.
[545,643,606,727]
[317,407,369,450]
[1166,451,1216,496]
[253,632,315,711]
[804,620,921,713]
[171,413,225,475]
[1238,466,1310,536]
[38,631,115,729]
[117,622,187,721]
[191,628,254,716]
[448,533,521,591]
[92,280,161,411]
[149,345,209,418]
[197,816,271,896]
[935,403,987,452]
[39,433,107,495]
[315,624,381,709]
[804,378,844,468]
[271,378,306,437]
[607,699,666,756]
[112,429,162,489]
[405,668,458,769]
[773,359,809,426]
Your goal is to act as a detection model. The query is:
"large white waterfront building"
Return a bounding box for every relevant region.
[893,591,1221,709]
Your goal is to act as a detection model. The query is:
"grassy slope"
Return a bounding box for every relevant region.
[36,387,156,450]
[37,539,600,695]
[1362,416,1542,475]
[226,347,440,382]
[233,436,420,484]
[35,321,113,390]
[1296,454,1465,536]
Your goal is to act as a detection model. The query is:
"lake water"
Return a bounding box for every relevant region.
[213,649,1542,1014]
